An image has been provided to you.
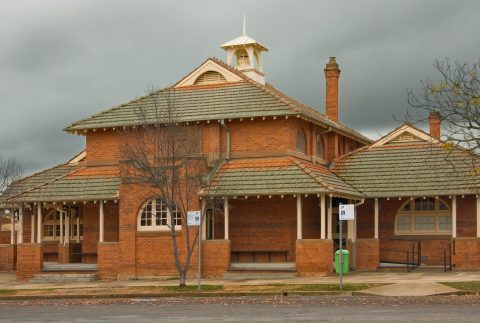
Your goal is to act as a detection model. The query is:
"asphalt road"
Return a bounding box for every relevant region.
[1,296,480,322]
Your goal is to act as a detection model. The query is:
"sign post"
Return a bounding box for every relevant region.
[338,203,355,290]
[187,210,202,290]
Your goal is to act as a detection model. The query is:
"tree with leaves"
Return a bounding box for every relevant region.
[408,58,480,153]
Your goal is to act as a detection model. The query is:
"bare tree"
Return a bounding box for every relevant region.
[407,58,480,153]
[0,155,24,225]
[122,86,218,286]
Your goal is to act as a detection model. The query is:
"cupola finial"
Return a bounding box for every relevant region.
[243,11,246,36]
[220,14,269,84]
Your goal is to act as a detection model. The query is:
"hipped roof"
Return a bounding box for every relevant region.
[65,58,371,145]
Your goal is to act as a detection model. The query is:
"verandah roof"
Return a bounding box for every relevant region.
[4,163,120,203]
[201,157,363,198]
[333,143,480,198]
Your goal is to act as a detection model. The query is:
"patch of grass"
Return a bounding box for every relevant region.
[161,285,223,292]
[441,281,480,291]
[224,283,380,292]
[0,289,17,295]
[285,283,374,292]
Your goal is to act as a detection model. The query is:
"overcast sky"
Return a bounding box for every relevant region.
[1,0,479,175]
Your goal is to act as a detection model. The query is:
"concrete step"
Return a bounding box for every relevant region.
[225,263,297,280]
[29,273,98,283]
[42,262,98,272]
[229,262,296,271]
[224,271,297,280]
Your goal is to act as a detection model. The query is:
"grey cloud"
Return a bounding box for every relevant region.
[1,0,479,175]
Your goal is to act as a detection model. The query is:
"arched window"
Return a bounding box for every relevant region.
[138,198,182,231]
[395,198,451,235]
[296,129,307,154]
[316,133,325,158]
[235,49,250,68]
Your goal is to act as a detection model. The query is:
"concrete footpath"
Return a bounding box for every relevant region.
[0,269,479,298]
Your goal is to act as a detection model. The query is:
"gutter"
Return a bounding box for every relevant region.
[220,119,231,161]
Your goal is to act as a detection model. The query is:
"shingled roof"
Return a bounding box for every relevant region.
[333,142,480,198]
[64,58,371,144]
[3,162,120,203]
[201,157,363,198]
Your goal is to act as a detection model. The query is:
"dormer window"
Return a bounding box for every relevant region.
[296,129,307,154]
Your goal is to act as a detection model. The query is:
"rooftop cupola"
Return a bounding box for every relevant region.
[220,14,268,84]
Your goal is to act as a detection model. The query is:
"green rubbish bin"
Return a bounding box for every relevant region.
[335,249,349,274]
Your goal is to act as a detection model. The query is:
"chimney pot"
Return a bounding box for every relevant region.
[324,57,341,122]
[428,111,441,139]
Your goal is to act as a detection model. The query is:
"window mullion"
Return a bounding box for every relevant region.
[152,201,157,229]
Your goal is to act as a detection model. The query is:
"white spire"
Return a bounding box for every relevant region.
[220,13,268,84]
[243,11,246,36]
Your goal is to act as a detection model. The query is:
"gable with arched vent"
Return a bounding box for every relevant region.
[174,59,244,88]
[194,71,227,85]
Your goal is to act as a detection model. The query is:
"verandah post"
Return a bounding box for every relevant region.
[296,195,302,239]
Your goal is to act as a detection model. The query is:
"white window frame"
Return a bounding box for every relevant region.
[138,198,182,232]
[42,208,83,241]
[394,198,451,235]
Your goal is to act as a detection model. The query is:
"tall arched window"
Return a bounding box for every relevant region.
[395,197,451,235]
[296,129,307,154]
[316,133,325,158]
[138,198,182,231]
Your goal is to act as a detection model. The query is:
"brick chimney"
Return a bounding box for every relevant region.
[324,57,341,122]
[428,111,441,139]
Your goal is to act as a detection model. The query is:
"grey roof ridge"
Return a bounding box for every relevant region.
[293,160,363,197]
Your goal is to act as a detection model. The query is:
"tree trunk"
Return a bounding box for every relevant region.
[179,271,186,286]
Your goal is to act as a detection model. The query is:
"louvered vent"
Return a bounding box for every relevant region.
[194,71,227,85]
[390,132,419,143]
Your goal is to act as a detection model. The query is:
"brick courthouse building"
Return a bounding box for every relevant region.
[2,30,480,281]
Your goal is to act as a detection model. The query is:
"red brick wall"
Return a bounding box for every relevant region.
[296,239,333,276]
[356,199,375,239]
[356,198,465,266]
[453,238,480,269]
[98,242,119,280]
[229,196,321,262]
[16,243,42,281]
[201,240,230,278]
[230,196,293,261]
[84,119,364,166]
[0,244,14,272]
[82,202,119,257]
[118,171,204,278]
[57,243,69,264]
[230,119,292,153]
[202,123,221,154]
[355,239,379,270]
[457,195,476,237]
